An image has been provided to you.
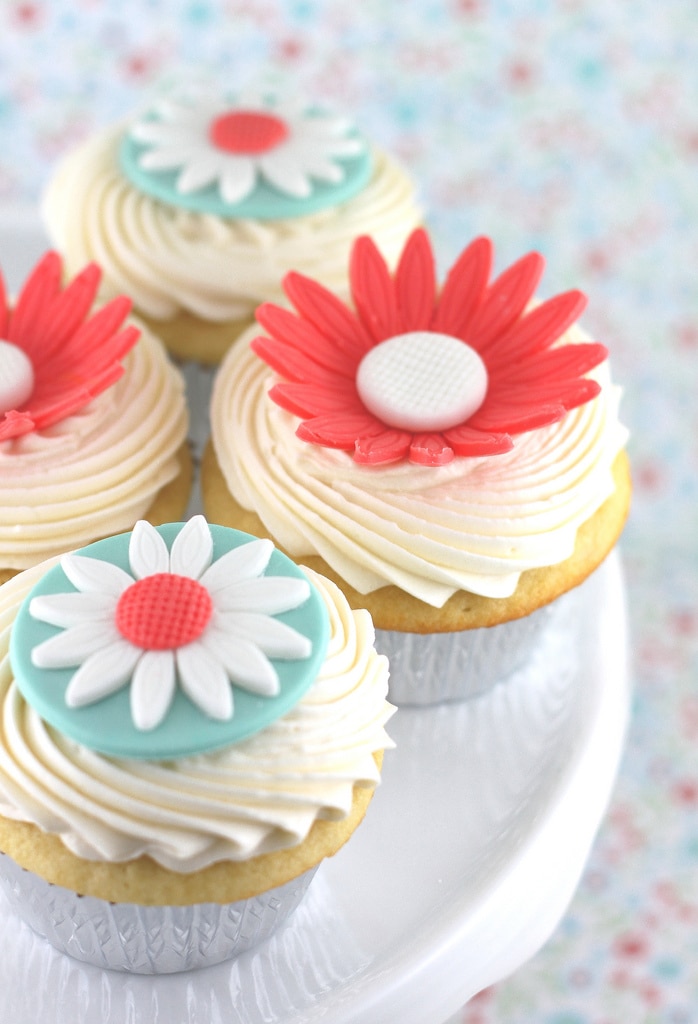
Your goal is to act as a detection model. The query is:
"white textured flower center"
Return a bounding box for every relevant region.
[356,331,489,432]
[0,339,34,414]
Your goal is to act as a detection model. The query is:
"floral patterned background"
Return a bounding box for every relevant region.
[0,0,697,1020]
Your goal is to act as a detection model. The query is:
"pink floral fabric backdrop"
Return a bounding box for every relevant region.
[1,1,697,1020]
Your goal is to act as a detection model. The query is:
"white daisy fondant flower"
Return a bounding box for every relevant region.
[28,516,312,732]
[130,94,365,204]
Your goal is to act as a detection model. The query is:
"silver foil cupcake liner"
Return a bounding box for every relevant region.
[0,852,317,974]
[376,586,577,705]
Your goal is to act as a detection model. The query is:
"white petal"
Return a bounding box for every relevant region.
[219,160,257,204]
[267,95,307,120]
[200,538,273,592]
[156,97,220,123]
[32,621,123,669]
[129,520,170,579]
[259,152,312,198]
[176,156,225,194]
[296,155,344,184]
[131,122,199,147]
[213,576,310,614]
[64,643,142,707]
[325,136,365,158]
[61,554,133,597]
[176,643,233,720]
[130,651,176,731]
[293,123,364,152]
[294,113,355,138]
[199,634,280,697]
[29,591,116,629]
[139,145,202,171]
[169,515,213,580]
[215,613,312,660]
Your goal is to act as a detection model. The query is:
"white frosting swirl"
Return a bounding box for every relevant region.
[0,327,188,570]
[210,325,628,606]
[42,124,422,322]
[0,564,393,870]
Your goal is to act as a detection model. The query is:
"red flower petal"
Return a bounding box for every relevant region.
[256,303,359,377]
[548,378,603,408]
[0,253,140,440]
[432,236,492,337]
[251,335,342,387]
[40,325,140,390]
[29,329,138,407]
[500,378,603,409]
[467,399,568,433]
[283,271,373,356]
[442,423,514,457]
[297,411,387,449]
[56,296,134,363]
[39,263,103,358]
[350,235,401,342]
[18,263,99,360]
[496,342,608,385]
[7,251,62,348]
[268,381,364,419]
[354,428,413,465]
[0,409,35,442]
[465,251,544,354]
[481,290,588,367]
[409,432,455,466]
[29,365,126,430]
[395,228,436,332]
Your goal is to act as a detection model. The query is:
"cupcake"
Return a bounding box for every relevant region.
[0,251,191,584]
[0,515,393,972]
[203,228,631,704]
[42,89,422,365]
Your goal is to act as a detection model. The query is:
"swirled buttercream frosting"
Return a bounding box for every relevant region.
[42,124,422,322]
[0,327,188,570]
[0,563,393,870]
[210,324,628,607]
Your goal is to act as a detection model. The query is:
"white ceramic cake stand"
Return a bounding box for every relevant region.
[0,216,631,1024]
[0,553,629,1024]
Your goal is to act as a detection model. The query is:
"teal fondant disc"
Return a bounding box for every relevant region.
[9,524,330,762]
[119,130,374,221]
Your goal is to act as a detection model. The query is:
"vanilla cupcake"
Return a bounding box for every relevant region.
[0,252,191,584]
[42,90,422,365]
[203,228,630,703]
[0,516,393,972]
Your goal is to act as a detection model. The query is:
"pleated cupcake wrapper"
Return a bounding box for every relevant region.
[377,587,576,706]
[0,851,317,974]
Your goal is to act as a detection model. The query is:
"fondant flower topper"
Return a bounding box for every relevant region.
[0,252,139,442]
[251,228,609,466]
[120,93,371,219]
[27,517,314,733]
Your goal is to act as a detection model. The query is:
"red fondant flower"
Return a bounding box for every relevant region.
[0,252,140,442]
[251,229,608,466]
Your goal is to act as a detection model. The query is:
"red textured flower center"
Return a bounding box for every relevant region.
[208,110,289,154]
[115,574,213,650]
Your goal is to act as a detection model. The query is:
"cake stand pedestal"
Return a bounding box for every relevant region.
[0,552,629,1024]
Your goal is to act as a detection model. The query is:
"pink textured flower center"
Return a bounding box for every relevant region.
[115,574,213,650]
[208,110,289,154]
